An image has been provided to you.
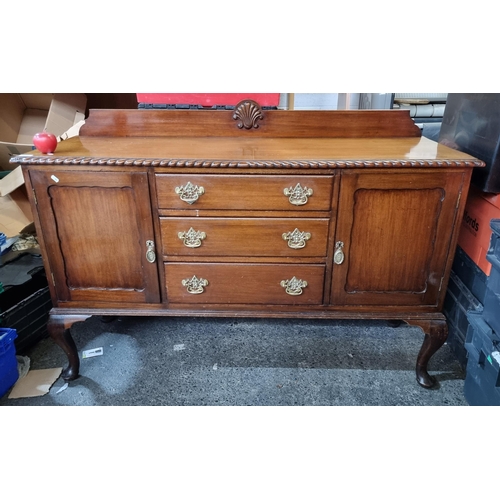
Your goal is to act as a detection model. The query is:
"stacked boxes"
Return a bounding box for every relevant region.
[464,220,500,405]
[0,328,18,398]
[440,95,500,369]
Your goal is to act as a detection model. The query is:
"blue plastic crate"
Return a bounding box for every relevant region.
[0,328,19,398]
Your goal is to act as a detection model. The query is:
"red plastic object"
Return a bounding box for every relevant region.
[136,93,280,107]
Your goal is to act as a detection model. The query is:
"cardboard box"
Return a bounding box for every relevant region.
[458,185,500,275]
[0,166,33,239]
[0,93,87,171]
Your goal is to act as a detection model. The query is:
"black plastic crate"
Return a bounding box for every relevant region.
[444,271,484,369]
[464,311,500,405]
[0,265,47,312]
[1,255,52,354]
[0,286,52,354]
[452,246,488,305]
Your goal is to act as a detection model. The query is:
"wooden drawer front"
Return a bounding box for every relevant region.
[165,263,325,305]
[160,217,330,257]
[155,174,334,211]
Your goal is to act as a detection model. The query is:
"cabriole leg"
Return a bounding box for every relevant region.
[47,314,91,381]
[407,318,448,389]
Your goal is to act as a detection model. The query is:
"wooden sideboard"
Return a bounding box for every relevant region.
[10,102,484,389]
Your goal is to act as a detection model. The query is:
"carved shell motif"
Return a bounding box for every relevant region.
[233,100,264,129]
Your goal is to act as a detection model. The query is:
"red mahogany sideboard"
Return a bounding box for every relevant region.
[10,102,484,388]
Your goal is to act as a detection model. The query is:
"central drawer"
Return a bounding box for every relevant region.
[160,217,330,257]
[165,263,326,305]
[155,174,334,211]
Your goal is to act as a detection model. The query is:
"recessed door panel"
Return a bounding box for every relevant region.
[331,170,465,306]
[346,187,443,293]
[30,170,160,304]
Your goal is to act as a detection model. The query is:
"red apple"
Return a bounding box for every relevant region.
[33,131,58,154]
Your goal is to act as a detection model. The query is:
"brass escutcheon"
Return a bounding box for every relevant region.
[280,276,308,296]
[145,240,156,263]
[284,183,313,206]
[334,241,345,265]
[178,228,207,248]
[175,182,205,205]
[182,275,209,294]
[282,228,311,249]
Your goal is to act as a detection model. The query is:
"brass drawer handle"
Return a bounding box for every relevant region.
[146,240,156,263]
[178,228,207,248]
[280,277,308,296]
[182,275,209,294]
[175,182,205,205]
[284,183,313,206]
[334,241,345,265]
[282,228,311,249]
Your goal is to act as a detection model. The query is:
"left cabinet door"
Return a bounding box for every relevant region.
[29,169,161,305]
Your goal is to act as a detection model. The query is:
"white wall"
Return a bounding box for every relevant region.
[279,93,394,110]
[279,93,339,110]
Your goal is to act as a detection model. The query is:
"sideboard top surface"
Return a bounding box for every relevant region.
[9,108,485,169]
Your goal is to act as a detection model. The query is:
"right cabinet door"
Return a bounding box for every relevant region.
[331,170,466,307]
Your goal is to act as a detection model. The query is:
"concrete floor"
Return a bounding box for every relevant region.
[1,315,469,406]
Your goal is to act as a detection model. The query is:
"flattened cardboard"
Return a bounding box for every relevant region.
[0,193,32,238]
[0,165,25,196]
[8,368,62,399]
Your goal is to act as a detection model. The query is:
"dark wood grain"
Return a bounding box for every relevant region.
[80,108,422,138]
